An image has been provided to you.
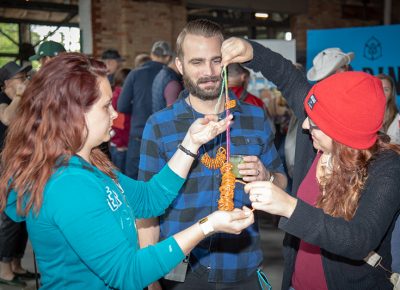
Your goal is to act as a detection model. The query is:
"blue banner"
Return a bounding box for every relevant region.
[307,25,400,107]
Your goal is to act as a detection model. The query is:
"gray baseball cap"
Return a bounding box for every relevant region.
[151,41,173,56]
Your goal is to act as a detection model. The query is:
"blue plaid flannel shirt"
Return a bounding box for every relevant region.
[138,93,284,282]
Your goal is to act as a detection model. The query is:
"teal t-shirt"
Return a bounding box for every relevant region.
[6,155,185,289]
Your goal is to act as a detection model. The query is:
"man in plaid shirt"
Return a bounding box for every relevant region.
[138,19,287,290]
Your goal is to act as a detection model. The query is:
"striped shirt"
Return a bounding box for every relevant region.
[138,93,284,282]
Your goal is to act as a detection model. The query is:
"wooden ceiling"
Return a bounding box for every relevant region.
[0,0,79,27]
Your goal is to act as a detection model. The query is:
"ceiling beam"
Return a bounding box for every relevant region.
[0,17,79,27]
[0,0,78,14]
[186,0,308,14]
[187,15,291,28]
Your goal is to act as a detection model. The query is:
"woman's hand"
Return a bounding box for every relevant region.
[169,114,233,178]
[221,37,254,67]
[208,206,254,235]
[244,181,297,218]
[182,114,233,154]
[173,207,254,255]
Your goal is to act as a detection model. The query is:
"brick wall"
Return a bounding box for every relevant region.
[292,0,380,63]
[92,0,187,67]
[91,0,392,65]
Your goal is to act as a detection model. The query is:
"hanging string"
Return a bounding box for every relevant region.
[223,66,231,163]
[214,69,226,115]
[216,66,257,212]
[194,69,228,170]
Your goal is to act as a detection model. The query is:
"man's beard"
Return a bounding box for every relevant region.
[183,74,222,101]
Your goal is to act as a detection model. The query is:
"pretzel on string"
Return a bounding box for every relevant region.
[200,147,226,170]
[216,66,256,212]
[218,162,235,211]
[217,66,237,211]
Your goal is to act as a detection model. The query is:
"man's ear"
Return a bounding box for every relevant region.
[175,57,183,75]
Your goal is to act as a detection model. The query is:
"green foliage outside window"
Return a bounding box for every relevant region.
[0,23,19,67]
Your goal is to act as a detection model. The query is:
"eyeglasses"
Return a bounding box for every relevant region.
[308,117,319,131]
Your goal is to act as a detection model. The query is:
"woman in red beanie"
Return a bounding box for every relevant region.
[221,38,400,290]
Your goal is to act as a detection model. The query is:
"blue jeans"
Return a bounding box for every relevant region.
[110,146,127,174]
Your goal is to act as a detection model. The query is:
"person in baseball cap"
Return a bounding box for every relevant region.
[150,40,173,65]
[29,41,66,66]
[0,62,31,88]
[307,48,354,82]
[0,62,31,103]
[151,41,173,57]
[101,49,124,85]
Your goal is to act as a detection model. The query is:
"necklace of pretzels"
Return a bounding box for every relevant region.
[188,67,244,211]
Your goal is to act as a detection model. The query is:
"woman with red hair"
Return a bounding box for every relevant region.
[221,38,400,289]
[0,53,254,290]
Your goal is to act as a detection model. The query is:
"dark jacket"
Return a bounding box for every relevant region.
[246,41,400,290]
[151,65,182,113]
[117,60,164,178]
[118,60,164,138]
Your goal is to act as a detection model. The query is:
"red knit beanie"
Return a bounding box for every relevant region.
[304,71,385,149]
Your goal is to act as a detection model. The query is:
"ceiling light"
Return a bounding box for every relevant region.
[255,13,269,19]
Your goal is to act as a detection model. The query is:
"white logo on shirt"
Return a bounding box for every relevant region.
[106,186,122,211]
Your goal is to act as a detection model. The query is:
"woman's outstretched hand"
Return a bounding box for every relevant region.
[186,114,233,148]
[244,181,297,218]
[168,114,233,178]
[208,206,254,235]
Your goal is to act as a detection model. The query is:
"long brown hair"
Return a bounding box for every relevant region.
[377,74,398,132]
[317,135,400,220]
[0,53,116,215]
